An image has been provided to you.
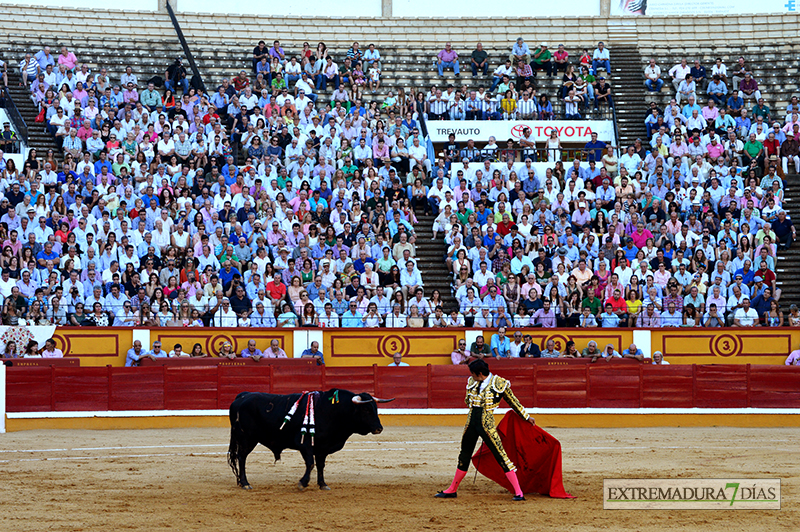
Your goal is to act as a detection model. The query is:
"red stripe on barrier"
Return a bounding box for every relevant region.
[6,363,800,413]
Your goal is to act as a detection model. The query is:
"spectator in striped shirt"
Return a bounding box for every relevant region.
[481,95,501,121]
[428,89,448,120]
[517,93,537,120]
[465,91,482,120]
[564,89,581,120]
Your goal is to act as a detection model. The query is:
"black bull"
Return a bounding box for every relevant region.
[228,390,394,490]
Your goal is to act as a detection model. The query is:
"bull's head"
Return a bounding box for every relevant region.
[351,393,394,435]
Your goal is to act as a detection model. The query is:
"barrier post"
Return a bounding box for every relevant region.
[50,365,56,410]
[0,362,6,434]
[746,364,752,408]
[216,365,222,410]
[585,364,591,408]
[107,365,113,411]
[426,365,433,408]
[638,364,644,408]
[373,364,380,399]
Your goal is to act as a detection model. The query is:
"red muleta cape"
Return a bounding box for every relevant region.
[472,411,574,498]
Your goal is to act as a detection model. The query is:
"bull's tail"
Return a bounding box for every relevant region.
[228,425,240,483]
[228,412,241,485]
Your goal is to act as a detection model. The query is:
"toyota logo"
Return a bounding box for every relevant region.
[510,124,532,139]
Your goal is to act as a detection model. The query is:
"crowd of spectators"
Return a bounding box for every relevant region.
[433,53,795,329]
[0,39,794,340]
[122,338,318,366]
[450,331,669,363]
[433,39,614,120]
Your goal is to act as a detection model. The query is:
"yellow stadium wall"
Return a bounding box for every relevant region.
[51,328,133,367]
[40,327,796,367]
[650,329,791,365]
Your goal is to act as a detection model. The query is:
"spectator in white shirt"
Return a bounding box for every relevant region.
[644,58,663,92]
[669,58,691,93]
[733,297,759,327]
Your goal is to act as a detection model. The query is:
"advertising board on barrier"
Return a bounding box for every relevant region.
[611,0,794,15]
[428,121,615,144]
[0,327,793,366]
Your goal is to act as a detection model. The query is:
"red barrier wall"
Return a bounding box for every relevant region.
[7,364,800,413]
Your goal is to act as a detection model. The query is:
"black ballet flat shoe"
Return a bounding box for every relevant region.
[435,491,457,498]
[512,495,526,501]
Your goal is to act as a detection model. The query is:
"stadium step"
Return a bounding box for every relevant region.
[774,173,800,309]
[5,71,60,156]
[610,46,648,148]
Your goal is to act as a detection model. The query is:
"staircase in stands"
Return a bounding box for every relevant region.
[5,70,59,157]
[609,45,648,148]
[413,213,458,312]
[776,174,800,311]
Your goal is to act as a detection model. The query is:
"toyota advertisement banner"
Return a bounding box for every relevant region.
[427,120,616,145]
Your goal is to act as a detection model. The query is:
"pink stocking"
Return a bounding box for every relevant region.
[505,470,523,497]
[444,469,468,493]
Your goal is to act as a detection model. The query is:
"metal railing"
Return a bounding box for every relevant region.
[432,145,600,164]
[165,0,206,93]
[2,86,28,147]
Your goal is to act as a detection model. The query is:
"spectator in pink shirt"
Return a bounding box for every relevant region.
[289,190,311,213]
[707,137,725,159]
[57,46,77,71]
[77,120,94,142]
[553,44,569,73]
[123,82,139,104]
[372,137,389,166]
[785,346,800,365]
[701,99,719,121]
[437,42,460,77]
[41,338,64,358]
[630,222,653,249]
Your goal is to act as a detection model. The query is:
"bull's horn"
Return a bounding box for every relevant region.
[352,396,374,404]
[373,397,396,403]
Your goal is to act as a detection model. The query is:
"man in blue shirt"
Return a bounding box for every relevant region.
[34,47,55,70]
[621,343,645,361]
[148,341,168,359]
[240,339,263,361]
[388,211,414,238]
[301,341,325,365]
[341,301,364,327]
[707,75,727,106]
[490,327,511,358]
[125,340,156,367]
[482,285,506,317]
[599,304,621,328]
[36,241,59,268]
[219,261,241,291]
[582,132,607,163]
[690,59,707,89]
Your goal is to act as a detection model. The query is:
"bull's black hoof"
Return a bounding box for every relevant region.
[241,484,252,490]
[319,484,331,491]
[435,491,457,499]
[512,495,526,501]
[298,481,308,491]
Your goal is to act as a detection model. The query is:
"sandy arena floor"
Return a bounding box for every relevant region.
[0,426,796,531]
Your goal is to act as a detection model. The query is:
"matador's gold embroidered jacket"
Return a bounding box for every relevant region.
[465,374,530,424]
